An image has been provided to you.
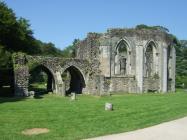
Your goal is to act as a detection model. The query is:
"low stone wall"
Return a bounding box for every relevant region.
[106,76,137,93]
[143,78,159,92]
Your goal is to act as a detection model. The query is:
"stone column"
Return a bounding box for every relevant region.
[54,71,65,96]
[14,66,29,97]
[114,55,120,74]
[136,45,144,93]
[99,75,105,95]
[162,47,168,92]
[13,54,29,97]
[171,47,176,92]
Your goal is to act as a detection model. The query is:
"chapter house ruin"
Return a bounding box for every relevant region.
[13,28,176,96]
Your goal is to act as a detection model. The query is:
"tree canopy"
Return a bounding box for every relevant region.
[0,1,65,69]
[176,40,187,88]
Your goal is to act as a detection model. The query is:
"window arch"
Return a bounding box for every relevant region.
[115,39,129,75]
[144,41,158,77]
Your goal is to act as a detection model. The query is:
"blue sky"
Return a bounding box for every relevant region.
[4,0,187,50]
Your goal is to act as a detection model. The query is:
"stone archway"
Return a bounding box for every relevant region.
[13,54,64,96]
[13,54,89,97]
[29,65,56,94]
[62,65,86,95]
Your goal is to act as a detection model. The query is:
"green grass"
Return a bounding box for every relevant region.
[0,90,187,140]
[29,82,47,93]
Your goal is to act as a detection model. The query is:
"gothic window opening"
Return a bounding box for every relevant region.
[115,40,129,75]
[145,45,153,77]
[120,58,127,75]
[144,41,158,78]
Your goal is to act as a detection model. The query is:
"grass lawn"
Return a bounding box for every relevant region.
[0,90,187,140]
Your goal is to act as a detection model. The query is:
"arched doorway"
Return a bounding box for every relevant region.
[61,66,85,95]
[29,65,55,95]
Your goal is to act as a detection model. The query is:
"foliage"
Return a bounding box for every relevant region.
[1,91,187,139]
[29,82,47,92]
[61,39,79,58]
[0,2,39,53]
[29,72,47,85]
[40,42,63,57]
[0,1,64,69]
[176,40,187,88]
[135,24,169,32]
[0,45,12,68]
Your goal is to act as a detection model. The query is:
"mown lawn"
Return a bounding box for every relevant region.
[0,90,187,140]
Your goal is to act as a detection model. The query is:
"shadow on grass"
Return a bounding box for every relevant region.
[0,87,14,97]
[0,88,49,103]
[0,97,27,104]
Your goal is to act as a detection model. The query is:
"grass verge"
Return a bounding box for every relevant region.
[0,89,187,140]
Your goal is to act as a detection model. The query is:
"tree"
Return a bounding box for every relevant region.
[40,42,63,56]
[0,1,64,60]
[0,1,18,51]
[0,1,40,54]
[61,39,80,58]
[0,45,12,68]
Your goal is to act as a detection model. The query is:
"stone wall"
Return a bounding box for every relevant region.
[13,28,176,96]
[108,76,137,93]
[13,53,100,96]
[143,78,159,92]
[13,53,30,96]
[76,28,176,94]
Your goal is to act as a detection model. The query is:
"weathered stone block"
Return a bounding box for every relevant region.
[105,103,113,111]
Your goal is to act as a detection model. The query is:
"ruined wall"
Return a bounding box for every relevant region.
[109,77,137,93]
[13,53,30,96]
[76,28,176,94]
[13,53,96,96]
[13,54,64,96]
[143,78,159,92]
[13,28,176,96]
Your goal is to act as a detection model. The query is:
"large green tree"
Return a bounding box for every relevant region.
[176,40,187,88]
[0,1,65,69]
[0,2,40,53]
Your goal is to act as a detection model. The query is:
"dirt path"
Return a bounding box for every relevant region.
[87,117,187,140]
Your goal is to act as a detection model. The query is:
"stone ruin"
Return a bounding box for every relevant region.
[13,28,176,96]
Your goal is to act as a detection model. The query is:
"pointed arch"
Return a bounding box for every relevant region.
[115,39,131,75]
[144,40,158,53]
[116,38,131,53]
[144,40,159,77]
[61,65,86,95]
[29,64,56,94]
